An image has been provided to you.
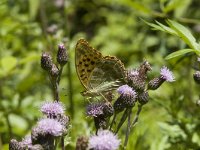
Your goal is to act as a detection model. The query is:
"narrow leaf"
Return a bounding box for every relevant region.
[167,20,199,50]
[165,49,195,60]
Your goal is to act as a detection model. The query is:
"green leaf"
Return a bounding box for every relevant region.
[0,56,17,76]
[9,114,28,134]
[142,19,164,31]
[165,49,196,60]
[167,19,199,50]
[19,53,40,65]
[29,0,40,20]
[155,21,178,36]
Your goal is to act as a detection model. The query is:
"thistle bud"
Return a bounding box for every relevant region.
[57,43,68,66]
[9,139,25,150]
[137,91,149,105]
[193,71,200,84]
[113,97,126,113]
[76,136,89,150]
[50,64,59,78]
[94,116,107,130]
[103,102,114,117]
[41,52,53,71]
[148,77,164,90]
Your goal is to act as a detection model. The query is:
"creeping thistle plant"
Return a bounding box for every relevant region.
[10,44,70,150]
[9,39,175,150]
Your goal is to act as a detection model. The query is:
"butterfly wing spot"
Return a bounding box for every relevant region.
[91,61,95,65]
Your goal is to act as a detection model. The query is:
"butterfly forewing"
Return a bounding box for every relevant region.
[75,39,103,89]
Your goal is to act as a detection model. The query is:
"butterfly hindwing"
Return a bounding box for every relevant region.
[89,56,127,89]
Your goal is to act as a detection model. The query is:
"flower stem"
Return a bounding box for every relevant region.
[130,104,143,129]
[110,113,117,130]
[115,108,130,134]
[61,136,65,150]
[124,109,132,148]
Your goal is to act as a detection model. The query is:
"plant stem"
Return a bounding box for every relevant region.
[110,113,117,130]
[115,108,130,134]
[61,136,65,150]
[130,104,143,129]
[57,65,63,84]
[124,109,132,148]
[67,61,74,118]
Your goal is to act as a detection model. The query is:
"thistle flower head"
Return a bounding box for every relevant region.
[89,130,120,150]
[117,85,137,99]
[21,135,32,146]
[160,66,175,82]
[35,118,65,136]
[86,103,104,117]
[127,69,146,91]
[40,101,65,116]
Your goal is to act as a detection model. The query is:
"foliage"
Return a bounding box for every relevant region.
[1,0,200,149]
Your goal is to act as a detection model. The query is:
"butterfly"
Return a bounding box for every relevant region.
[75,39,127,98]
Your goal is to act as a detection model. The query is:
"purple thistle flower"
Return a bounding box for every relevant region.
[21,135,32,146]
[86,103,104,117]
[117,85,137,98]
[40,101,65,116]
[160,66,175,82]
[35,118,65,136]
[89,130,120,150]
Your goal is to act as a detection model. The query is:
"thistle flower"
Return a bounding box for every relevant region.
[9,139,24,150]
[35,118,65,136]
[148,66,175,90]
[41,52,53,71]
[117,85,137,107]
[127,69,146,91]
[88,130,120,150]
[160,66,175,82]
[57,114,70,127]
[117,85,136,97]
[86,103,104,117]
[21,135,32,147]
[40,101,65,117]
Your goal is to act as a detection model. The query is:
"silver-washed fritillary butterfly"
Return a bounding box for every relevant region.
[75,39,127,97]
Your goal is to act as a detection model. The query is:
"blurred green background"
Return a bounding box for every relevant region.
[1,0,200,149]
